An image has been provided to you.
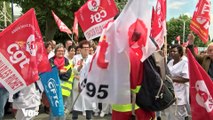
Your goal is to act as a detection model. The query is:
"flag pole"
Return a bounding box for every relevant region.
[67,33,77,46]
[164,35,168,63]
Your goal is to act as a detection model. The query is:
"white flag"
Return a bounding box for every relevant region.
[114,0,157,61]
[82,0,154,104]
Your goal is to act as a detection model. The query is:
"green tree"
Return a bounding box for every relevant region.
[167,15,206,47]
[4,0,127,43]
[0,1,12,29]
[115,0,127,11]
[8,0,87,43]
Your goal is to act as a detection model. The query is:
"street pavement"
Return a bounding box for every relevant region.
[4,113,111,120]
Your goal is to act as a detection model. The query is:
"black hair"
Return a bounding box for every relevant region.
[171,44,183,57]
[68,44,76,52]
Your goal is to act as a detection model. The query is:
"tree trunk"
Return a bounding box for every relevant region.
[45,16,56,41]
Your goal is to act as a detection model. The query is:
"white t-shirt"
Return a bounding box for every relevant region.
[72,54,93,111]
[167,57,189,105]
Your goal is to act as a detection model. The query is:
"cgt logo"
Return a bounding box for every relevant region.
[195,80,213,112]
[87,0,100,12]
[22,109,39,117]
[26,34,37,56]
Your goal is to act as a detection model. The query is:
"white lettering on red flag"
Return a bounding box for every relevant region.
[150,0,167,49]
[190,0,211,44]
[0,8,51,94]
[75,0,118,40]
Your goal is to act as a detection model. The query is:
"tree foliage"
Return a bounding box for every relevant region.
[115,0,127,11]
[5,0,208,47]
[0,1,12,29]
[167,15,206,47]
[4,0,127,43]
[10,0,87,43]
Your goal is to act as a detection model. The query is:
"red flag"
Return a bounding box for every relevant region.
[176,35,181,41]
[150,0,167,49]
[0,8,51,94]
[151,7,155,24]
[75,0,118,40]
[187,49,213,120]
[52,11,72,34]
[72,16,79,39]
[190,0,211,44]
[161,0,167,33]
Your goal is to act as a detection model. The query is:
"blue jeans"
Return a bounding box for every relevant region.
[0,88,9,120]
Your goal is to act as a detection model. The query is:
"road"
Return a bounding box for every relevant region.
[4,113,111,120]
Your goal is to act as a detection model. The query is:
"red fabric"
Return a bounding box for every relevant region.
[128,19,148,48]
[72,16,79,38]
[129,48,143,90]
[0,8,51,94]
[190,0,210,44]
[112,109,155,120]
[52,11,72,34]
[150,0,166,49]
[97,38,109,69]
[187,49,213,120]
[75,0,118,40]
[54,57,65,70]
[194,47,199,55]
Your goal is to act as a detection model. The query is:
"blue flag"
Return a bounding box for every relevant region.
[40,66,64,116]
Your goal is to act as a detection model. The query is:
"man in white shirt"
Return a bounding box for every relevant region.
[72,40,93,120]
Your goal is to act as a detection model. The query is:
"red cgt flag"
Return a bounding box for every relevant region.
[187,49,213,120]
[190,0,211,44]
[75,0,118,40]
[0,8,51,94]
[52,10,72,34]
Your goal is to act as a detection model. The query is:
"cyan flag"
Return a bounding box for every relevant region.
[40,66,64,116]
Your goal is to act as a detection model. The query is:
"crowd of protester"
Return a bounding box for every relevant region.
[1,32,212,120]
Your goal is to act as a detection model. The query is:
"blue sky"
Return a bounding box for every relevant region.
[167,0,213,39]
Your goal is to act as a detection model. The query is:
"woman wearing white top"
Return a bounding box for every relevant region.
[164,44,190,120]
